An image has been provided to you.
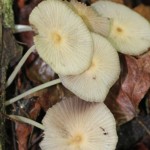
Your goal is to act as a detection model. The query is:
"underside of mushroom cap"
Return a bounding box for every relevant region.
[92,1,150,55]
[66,0,111,37]
[59,33,120,102]
[29,0,93,75]
[40,97,118,150]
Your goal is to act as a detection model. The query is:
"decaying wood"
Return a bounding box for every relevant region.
[0,0,22,149]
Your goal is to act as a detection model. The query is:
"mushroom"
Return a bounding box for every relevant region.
[66,0,111,36]
[59,33,120,102]
[29,0,93,75]
[40,97,118,150]
[92,1,150,55]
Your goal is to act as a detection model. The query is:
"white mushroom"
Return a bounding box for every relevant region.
[59,33,120,102]
[92,1,150,55]
[66,0,111,36]
[29,0,93,75]
[40,97,118,150]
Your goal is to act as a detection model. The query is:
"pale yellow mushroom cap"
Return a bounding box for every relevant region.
[40,97,118,150]
[29,0,93,75]
[59,33,120,102]
[66,0,111,37]
[92,1,150,55]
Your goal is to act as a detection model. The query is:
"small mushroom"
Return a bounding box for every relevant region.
[29,0,93,75]
[92,1,150,55]
[40,97,118,150]
[59,33,120,102]
[66,0,111,36]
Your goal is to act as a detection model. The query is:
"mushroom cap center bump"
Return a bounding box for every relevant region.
[52,32,62,44]
[68,133,85,148]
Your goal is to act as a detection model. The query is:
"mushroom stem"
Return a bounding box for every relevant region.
[9,115,44,130]
[14,25,33,33]
[6,45,36,88]
[5,78,61,106]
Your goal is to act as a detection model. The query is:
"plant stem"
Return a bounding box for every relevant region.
[9,115,44,130]
[6,45,35,88]
[14,25,33,33]
[5,78,61,106]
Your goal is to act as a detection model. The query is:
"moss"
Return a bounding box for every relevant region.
[3,0,14,28]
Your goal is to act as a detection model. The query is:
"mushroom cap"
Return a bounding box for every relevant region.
[92,1,150,55]
[29,0,93,75]
[59,33,120,102]
[67,0,111,37]
[40,97,118,150]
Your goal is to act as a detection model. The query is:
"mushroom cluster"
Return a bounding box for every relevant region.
[6,0,150,149]
[29,0,120,102]
[30,0,150,150]
[28,0,120,149]
[60,33,120,102]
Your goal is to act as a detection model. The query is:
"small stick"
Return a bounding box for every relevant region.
[137,119,150,135]
[28,133,44,149]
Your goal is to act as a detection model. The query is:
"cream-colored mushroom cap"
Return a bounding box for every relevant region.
[40,97,118,150]
[59,33,120,102]
[29,0,93,75]
[66,0,111,37]
[92,1,150,55]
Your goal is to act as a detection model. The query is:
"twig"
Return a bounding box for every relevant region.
[137,118,150,135]
[28,133,44,149]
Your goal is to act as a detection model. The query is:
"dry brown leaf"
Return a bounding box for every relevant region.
[105,54,150,125]
[16,100,41,150]
[133,136,150,150]
[16,123,32,150]
[26,84,74,111]
[91,0,98,3]
[138,50,150,74]
[26,56,56,84]
[27,85,64,111]
[134,4,150,21]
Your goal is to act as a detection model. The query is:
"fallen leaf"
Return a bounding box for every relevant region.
[134,4,150,21]
[23,81,75,111]
[26,56,56,84]
[111,0,124,4]
[133,136,150,150]
[105,54,150,125]
[16,123,32,150]
[15,99,41,150]
[18,0,25,9]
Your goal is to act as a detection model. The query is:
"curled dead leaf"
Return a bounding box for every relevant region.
[105,54,150,125]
